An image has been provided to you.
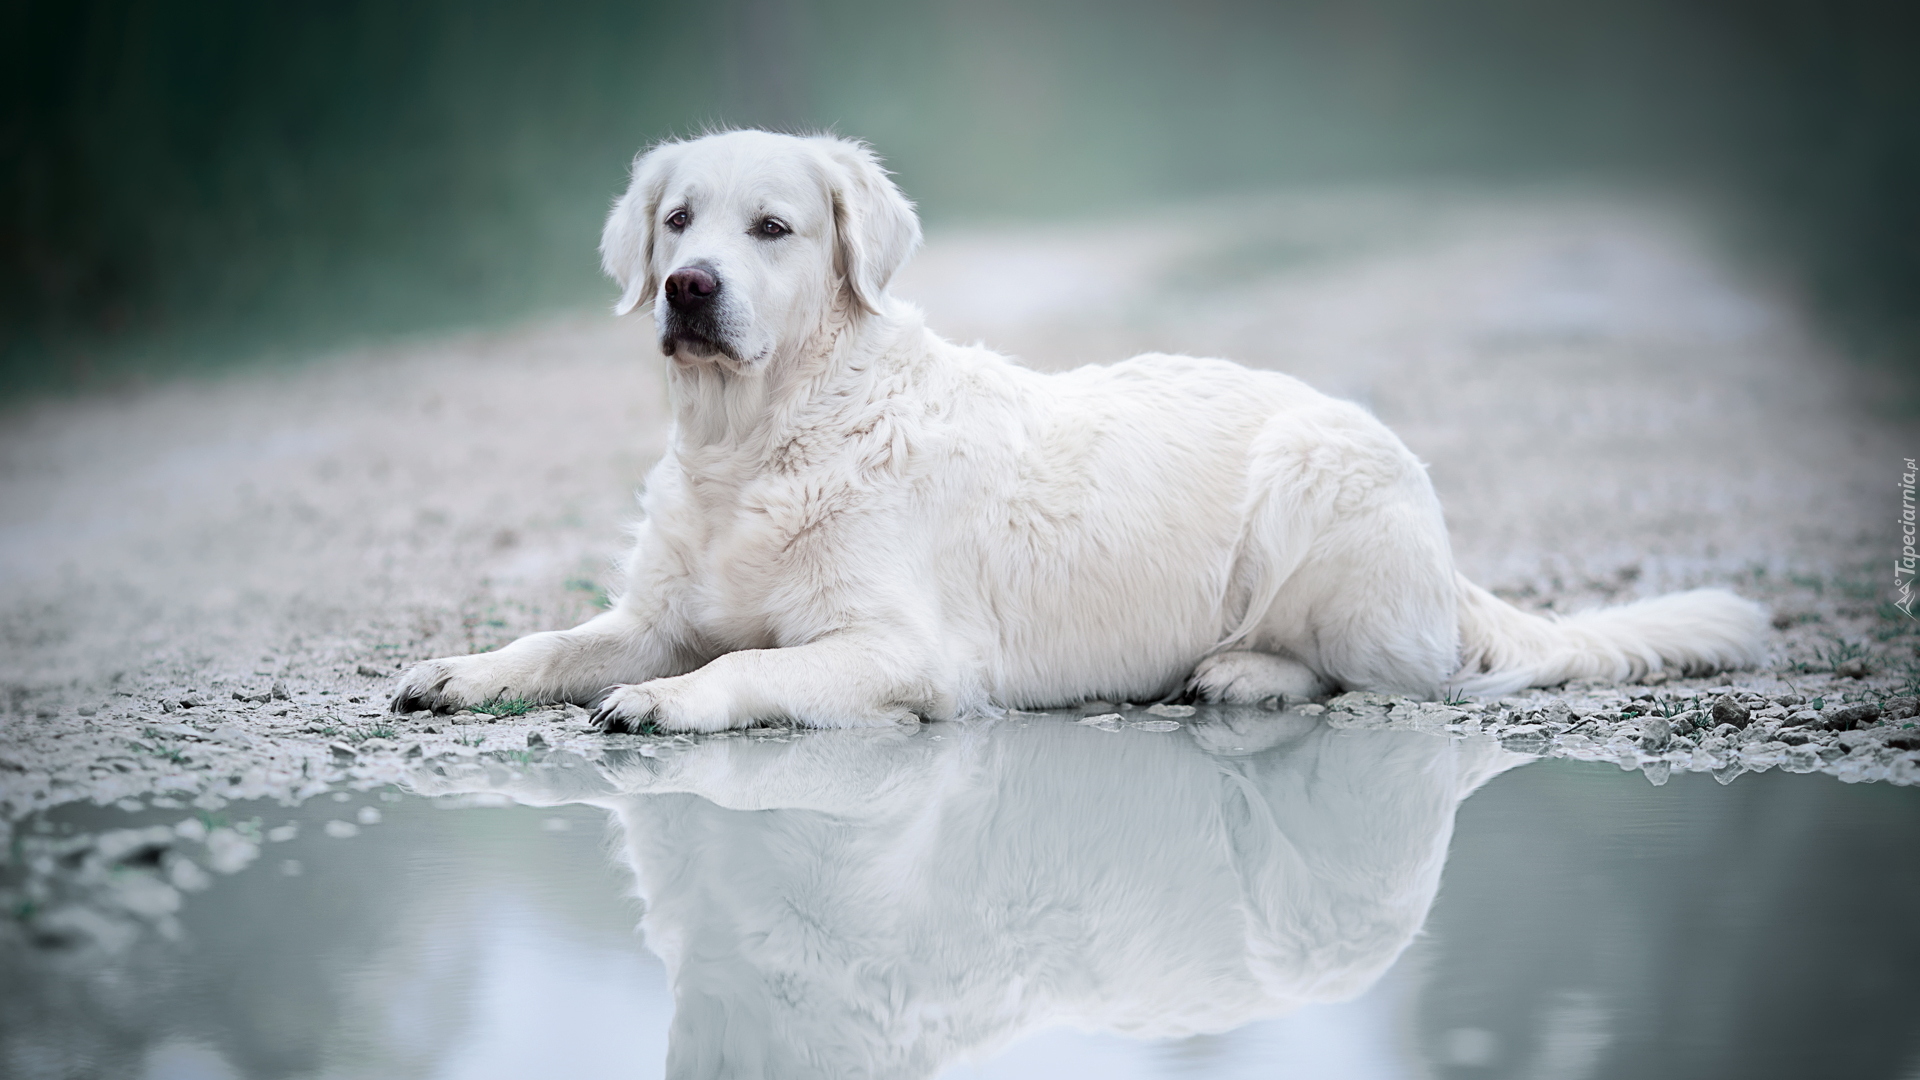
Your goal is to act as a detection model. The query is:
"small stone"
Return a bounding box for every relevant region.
[1710,696,1751,729]
[1886,697,1920,721]
[1835,657,1871,679]
[1640,716,1672,751]
[271,680,291,701]
[77,705,97,717]
[356,664,387,678]
[204,828,260,874]
[1823,703,1882,731]
[1145,703,1196,718]
[526,731,548,749]
[1778,730,1812,746]
[170,859,213,892]
[1770,611,1796,630]
[328,742,357,762]
[1784,710,1822,728]
[1499,726,1550,753]
[1641,669,1671,686]
[404,743,425,759]
[1887,733,1920,752]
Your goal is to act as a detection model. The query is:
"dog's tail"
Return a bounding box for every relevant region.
[1449,574,1768,696]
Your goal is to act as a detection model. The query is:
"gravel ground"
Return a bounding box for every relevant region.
[1,185,1915,830]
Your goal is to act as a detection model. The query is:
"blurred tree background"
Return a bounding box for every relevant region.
[3,0,1915,399]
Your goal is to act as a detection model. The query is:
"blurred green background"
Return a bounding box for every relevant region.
[3,0,1915,400]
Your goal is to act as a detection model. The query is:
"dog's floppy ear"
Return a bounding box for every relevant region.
[812,136,922,315]
[601,141,684,317]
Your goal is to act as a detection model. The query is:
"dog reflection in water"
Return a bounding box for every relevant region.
[416,713,1525,1079]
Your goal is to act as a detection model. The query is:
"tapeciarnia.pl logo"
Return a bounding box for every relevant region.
[1899,457,1918,619]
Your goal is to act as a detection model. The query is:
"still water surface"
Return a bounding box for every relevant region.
[5,713,1918,1079]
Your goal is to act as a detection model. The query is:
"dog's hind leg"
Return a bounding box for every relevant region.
[1215,400,1460,701]
[1189,651,1330,705]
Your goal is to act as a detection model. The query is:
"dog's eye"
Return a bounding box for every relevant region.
[755,217,790,238]
[665,208,691,231]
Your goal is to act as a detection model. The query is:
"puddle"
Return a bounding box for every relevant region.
[4,711,1918,1079]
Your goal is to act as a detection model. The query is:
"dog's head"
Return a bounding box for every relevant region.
[601,130,922,370]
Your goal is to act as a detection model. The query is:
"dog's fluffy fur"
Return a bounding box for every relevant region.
[392,130,1767,730]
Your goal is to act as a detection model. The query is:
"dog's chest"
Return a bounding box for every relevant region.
[670,459,888,646]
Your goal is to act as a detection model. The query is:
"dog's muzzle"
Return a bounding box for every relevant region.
[661,263,733,360]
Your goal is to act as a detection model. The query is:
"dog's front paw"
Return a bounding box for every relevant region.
[1189,651,1330,706]
[391,655,519,714]
[589,676,736,734]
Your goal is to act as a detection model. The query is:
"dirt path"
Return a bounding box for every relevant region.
[1,187,1913,820]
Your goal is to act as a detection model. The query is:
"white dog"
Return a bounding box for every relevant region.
[392,129,1766,730]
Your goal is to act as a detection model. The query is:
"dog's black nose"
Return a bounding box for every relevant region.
[664,265,720,312]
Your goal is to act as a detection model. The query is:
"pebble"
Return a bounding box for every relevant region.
[1640,716,1672,750]
[1836,657,1871,679]
[1823,703,1881,731]
[1710,695,1750,729]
